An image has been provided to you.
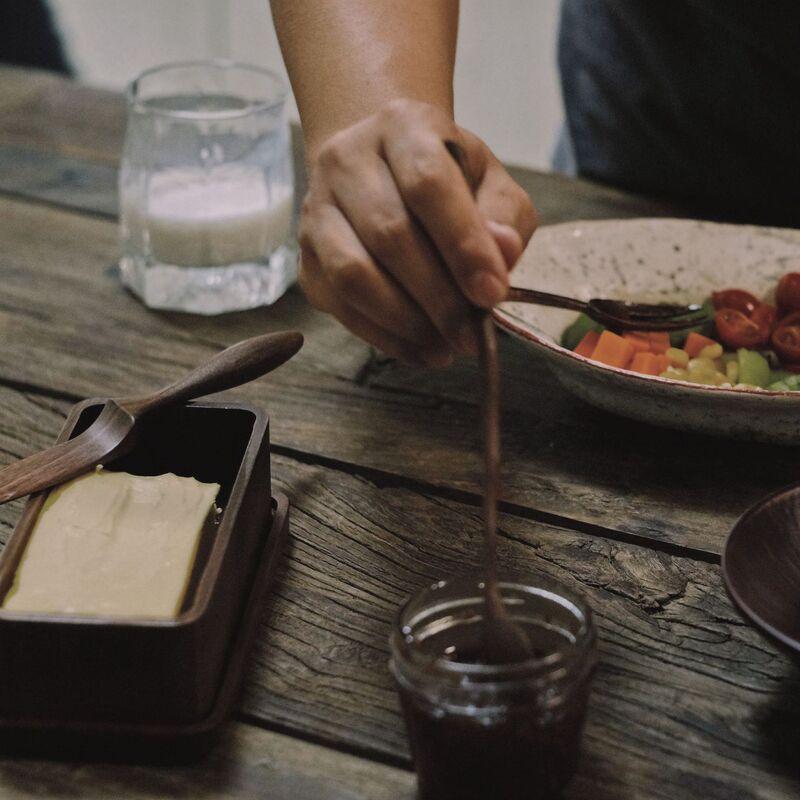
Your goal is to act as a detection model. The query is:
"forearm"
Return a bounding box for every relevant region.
[270,0,458,161]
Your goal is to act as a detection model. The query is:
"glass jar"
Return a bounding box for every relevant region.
[390,575,597,800]
[119,60,295,314]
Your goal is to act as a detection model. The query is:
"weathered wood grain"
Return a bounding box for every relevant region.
[1,195,796,556]
[0,147,680,233]
[0,66,682,228]
[0,388,796,800]
[0,67,125,164]
[0,722,414,799]
[254,454,800,800]
[0,144,117,217]
[507,164,681,224]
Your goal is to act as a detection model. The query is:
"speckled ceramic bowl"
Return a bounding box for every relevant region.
[495,218,800,444]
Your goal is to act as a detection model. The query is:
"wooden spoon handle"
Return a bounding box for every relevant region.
[506,286,588,313]
[119,330,304,417]
[477,312,500,588]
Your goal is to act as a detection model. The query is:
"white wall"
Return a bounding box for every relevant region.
[50,0,563,170]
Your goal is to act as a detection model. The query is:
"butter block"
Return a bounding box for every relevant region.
[3,470,220,618]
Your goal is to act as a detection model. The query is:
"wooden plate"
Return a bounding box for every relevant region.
[722,484,800,659]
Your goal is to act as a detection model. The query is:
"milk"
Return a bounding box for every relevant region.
[129,165,293,268]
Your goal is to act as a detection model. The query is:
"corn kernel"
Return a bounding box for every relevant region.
[663,366,688,381]
[688,357,716,373]
[688,368,716,383]
[699,343,723,360]
[666,347,689,368]
[726,360,739,383]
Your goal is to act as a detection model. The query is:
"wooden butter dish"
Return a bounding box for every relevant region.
[0,398,279,731]
[0,493,289,762]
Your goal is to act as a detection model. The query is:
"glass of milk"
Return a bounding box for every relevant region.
[119,61,295,314]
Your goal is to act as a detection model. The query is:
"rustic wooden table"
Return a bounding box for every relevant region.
[0,66,798,799]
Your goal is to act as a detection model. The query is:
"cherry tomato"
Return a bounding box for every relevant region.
[715,308,766,348]
[751,303,777,338]
[711,289,760,316]
[771,325,800,363]
[777,273,800,314]
[778,310,800,327]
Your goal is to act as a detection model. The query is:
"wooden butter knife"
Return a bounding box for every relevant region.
[0,330,303,504]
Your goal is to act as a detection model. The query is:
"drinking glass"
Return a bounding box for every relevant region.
[119,60,295,314]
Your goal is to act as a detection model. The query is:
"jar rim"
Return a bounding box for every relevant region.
[390,574,596,685]
[126,59,288,120]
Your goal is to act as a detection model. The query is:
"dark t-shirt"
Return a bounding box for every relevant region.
[558,1,800,226]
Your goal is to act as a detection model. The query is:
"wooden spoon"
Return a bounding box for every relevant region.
[0,330,303,504]
[443,140,534,662]
[477,313,534,664]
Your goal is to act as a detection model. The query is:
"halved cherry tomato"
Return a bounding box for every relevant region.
[751,303,777,338]
[771,325,800,364]
[778,310,800,327]
[711,289,760,316]
[776,273,800,314]
[715,308,766,348]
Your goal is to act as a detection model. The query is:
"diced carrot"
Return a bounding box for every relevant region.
[590,330,635,369]
[647,332,671,355]
[654,354,670,373]
[622,332,651,353]
[629,352,652,374]
[623,331,671,355]
[629,352,672,376]
[574,329,601,358]
[684,331,718,358]
[628,352,656,375]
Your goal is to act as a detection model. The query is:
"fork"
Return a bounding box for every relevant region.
[505,287,709,332]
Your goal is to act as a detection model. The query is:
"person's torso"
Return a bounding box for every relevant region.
[559,0,800,225]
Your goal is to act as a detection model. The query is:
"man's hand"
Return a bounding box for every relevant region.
[298,99,538,367]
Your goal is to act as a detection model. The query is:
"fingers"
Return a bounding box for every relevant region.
[378,106,509,309]
[297,98,539,368]
[326,152,478,354]
[486,219,524,269]
[298,209,452,367]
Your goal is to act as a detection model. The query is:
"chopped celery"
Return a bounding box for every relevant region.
[767,373,800,391]
[561,313,604,350]
[737,349,771,388]
[769,369,793,384]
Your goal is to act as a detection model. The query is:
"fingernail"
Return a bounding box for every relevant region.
[456,321,479,355]
[467,271,507,307]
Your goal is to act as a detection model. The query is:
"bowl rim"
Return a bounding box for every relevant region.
[494,306,800,401]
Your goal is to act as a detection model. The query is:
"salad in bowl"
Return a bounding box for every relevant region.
[561,274,800,392]
[494,218,800,443]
